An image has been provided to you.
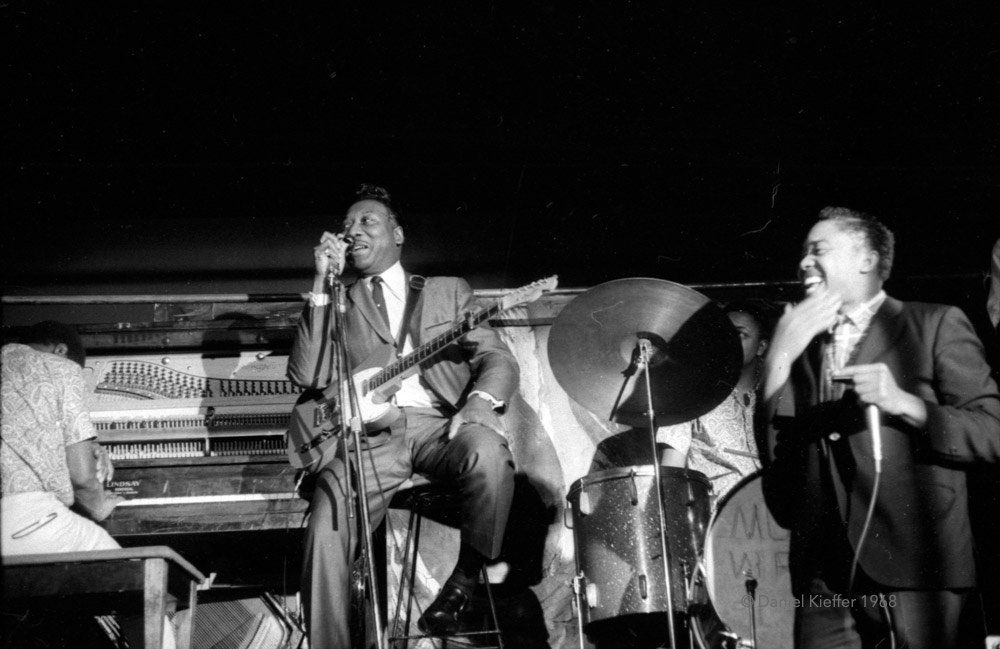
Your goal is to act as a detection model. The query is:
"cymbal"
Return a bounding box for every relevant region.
[547,278,742,427]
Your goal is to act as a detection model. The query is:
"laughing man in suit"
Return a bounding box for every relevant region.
[761,206,1000,649]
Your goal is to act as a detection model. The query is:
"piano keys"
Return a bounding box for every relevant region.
[83,350,310,542]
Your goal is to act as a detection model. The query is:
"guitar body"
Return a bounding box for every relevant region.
[285,368,403,469]
[286,386,342,470]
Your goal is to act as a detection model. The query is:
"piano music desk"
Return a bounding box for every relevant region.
[2,545,206,649]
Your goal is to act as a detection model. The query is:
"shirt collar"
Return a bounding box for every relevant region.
[842,289,886,329]
[369,261,406,301]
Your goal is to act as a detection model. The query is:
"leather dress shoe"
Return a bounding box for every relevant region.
[417,583,471,635]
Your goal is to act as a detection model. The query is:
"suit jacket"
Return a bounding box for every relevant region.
[287,274,519,413]
[763,297,1000,591]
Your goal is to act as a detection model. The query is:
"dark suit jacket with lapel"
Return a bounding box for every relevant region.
[762,296,1000,591]
[287,274,519,413]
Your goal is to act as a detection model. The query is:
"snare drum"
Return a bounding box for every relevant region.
[691,471,793,649]
[567,465,711,634]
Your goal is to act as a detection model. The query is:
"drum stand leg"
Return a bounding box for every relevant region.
[572,573,587,649]
[684,561,695,649]
[745,571,758,649]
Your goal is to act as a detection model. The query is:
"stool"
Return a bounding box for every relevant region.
[2,545,205,649]
[387,482,504,649]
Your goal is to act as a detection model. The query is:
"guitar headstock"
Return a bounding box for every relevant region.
[499,275,559,311]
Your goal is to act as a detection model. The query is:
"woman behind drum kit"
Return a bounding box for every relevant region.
[655,300,775,508]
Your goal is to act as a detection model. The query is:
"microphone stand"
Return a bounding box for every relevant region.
[329,272,385,649]
[637,338,679,649]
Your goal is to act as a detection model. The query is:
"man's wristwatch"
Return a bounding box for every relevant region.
[308,292,330,307]
[468,390,505,411]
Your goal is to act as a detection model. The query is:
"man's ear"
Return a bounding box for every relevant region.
[859,249,879,274]
[394,226,405,247]
[756,339,769,357]
[52,342,69,358]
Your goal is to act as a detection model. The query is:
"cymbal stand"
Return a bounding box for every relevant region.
[330,274,385,649]
[637,338,678,649]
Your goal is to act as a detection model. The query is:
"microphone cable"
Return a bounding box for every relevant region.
[848,405,883,592]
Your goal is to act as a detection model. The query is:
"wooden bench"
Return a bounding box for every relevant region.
[2,545,205,649]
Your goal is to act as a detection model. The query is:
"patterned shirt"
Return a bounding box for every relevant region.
[1,343,96,505]
[657,387,761,506]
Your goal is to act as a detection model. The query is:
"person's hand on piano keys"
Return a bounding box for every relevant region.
[94,442,115,484]
[94,491,125,522]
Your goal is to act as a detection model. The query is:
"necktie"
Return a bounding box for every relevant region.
[821,318,849,402]
[370,276,391,329]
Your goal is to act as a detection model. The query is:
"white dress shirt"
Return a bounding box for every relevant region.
[368,262,436,408]
[310,263,503,410]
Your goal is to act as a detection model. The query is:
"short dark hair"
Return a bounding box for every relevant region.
[354,184,401,225]
[20,320,86,367]
[817,206,895,280]
[722,299,776,340]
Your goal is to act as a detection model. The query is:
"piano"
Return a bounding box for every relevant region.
[66,312,312,595]
[86,350,307,537]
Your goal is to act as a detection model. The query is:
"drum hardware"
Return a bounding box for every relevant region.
[744,571,759,649]
[689,565,740,649]
[551,278,742,648]
[572,573,587,649]
[634,337,678,649]
[684,560,696,649]
[691,472,793,649]
[566,467,712,646]
[547,278,742,429]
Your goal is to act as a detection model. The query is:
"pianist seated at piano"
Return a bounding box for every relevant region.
[1,320,177,649]
[286,184,519,649]
[591,300,774,507]
[1,320,123,556]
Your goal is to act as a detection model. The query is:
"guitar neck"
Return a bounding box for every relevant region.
[366,302,502,391]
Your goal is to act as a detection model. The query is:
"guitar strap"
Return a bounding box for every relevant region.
[394,274,426,357]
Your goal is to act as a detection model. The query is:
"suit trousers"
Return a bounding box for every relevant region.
[796,576,969,649]
[301,406,516,649]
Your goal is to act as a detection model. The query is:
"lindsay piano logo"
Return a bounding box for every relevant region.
[108,479,142,497]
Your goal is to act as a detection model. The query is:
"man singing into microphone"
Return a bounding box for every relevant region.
[287,185,518,649]
[760,206,1000,649]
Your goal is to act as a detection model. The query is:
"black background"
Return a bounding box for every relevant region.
[3,2,1000,638]
[3,2,998,297]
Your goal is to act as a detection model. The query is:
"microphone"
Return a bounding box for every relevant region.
[866,403,882,473]
[831,370,883,474]
[326,235,354,282]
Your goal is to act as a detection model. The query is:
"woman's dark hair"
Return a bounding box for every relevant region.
[722,299,777,340]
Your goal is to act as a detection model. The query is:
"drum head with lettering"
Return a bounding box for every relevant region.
[702,472,794,649]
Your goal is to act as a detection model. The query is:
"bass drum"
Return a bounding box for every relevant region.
[690,471,794,649]
[567,466,711,636]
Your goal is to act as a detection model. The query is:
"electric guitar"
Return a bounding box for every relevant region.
[286,275,558,468]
